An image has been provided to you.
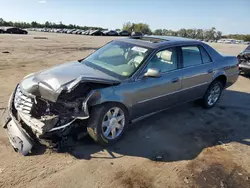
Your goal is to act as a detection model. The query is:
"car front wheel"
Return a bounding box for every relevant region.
[202,81,223,108]
[87,103,128,145]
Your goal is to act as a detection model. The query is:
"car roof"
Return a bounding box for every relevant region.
[116,35,201,49]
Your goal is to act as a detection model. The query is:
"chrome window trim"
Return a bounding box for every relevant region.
[134,46,180,81]
[137,82,208,104]
[134,43,215,82]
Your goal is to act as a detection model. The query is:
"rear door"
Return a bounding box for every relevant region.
[178,45,214,103]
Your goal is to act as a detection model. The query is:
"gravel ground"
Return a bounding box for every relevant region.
[0,32,249,188]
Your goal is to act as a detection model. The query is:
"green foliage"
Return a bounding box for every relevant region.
[153,27,225,40]
[224,34,250,41]
[122,22,152,34]
[0,18,103,30]
[1,17,249,41]
[122,22,132,32]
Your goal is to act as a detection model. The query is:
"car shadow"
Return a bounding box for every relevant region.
[34,89,250,162]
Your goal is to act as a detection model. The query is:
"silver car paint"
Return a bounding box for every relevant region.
[88,42,239,120]
[20,62,120,102]
[3,37,239,155]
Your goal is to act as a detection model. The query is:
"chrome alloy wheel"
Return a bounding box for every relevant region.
[207,84,221,106]
[102,107,125,140]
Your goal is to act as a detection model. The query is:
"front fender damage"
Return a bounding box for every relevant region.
[5,79,116,155]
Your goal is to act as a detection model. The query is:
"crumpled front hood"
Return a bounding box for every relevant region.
[19,61,120,102]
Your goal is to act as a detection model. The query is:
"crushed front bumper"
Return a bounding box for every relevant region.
[239,63,250,73]
[2,109,34,155]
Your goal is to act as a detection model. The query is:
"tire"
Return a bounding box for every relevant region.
[87,103,129,145]
[202,80,223,109]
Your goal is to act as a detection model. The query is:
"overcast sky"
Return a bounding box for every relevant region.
[0,0,249,34]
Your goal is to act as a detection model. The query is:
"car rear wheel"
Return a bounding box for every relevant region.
[87,103,128,145]
[202,81,223,108]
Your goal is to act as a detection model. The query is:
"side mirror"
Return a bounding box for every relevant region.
[144,68,161,78]
[78,58,84,62]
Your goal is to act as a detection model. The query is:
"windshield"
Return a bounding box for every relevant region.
[81,41,151,78]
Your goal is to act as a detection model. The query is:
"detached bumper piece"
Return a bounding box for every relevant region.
[2,89,34,156]
[239,63,250,73]
[4,114,33,156]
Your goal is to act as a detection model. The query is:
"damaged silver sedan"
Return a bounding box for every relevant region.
[3,36,239,155]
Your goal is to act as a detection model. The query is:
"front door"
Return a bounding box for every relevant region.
[131,47,182,119]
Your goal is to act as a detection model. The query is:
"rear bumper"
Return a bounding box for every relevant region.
[2,110,34,155]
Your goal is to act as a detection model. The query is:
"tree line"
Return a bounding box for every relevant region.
[1,18,249,41]
[123,22,222,40]
[225,34,250,42]
[123,22,250,41]
[0,18,103,30]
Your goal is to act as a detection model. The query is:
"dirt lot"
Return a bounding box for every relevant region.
[0,32,250,188]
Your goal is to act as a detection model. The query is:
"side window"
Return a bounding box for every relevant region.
[146,48,178,72]
[181,46,202,67]
[200,46,212,63]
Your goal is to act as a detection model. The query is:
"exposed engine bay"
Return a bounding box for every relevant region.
[8,80,115,152]
[238,47,250,74]
[238,53,250,64]
[2,61,121,155]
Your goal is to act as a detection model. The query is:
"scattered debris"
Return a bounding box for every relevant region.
[0,168,4,174]
[184,177,189,184]
[154,155,163,161]
[34,37,48,39]
[220,180,225,188]
[238,172,243,176]
[145,136,150,139]
[110,162,114,165]
[2,51,9,53]
[218,140,224,145]
[66,160,73,164]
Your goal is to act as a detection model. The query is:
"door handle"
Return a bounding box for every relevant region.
[207,69,214,73]
[171,78,179,83]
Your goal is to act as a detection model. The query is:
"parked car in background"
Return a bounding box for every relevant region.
[3,27,28,34]
[72,29,80,34]
[0,28,5,33]
[238,45,250,75]
[76,30,84,34]
[67,29,76,34]
[118,30,131,36]
[2,35,239,155]
[82,30,91,35]
[103,30,118,36]
[131,31,143,37]
[89,30,104,36]
[235,40,244,44]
